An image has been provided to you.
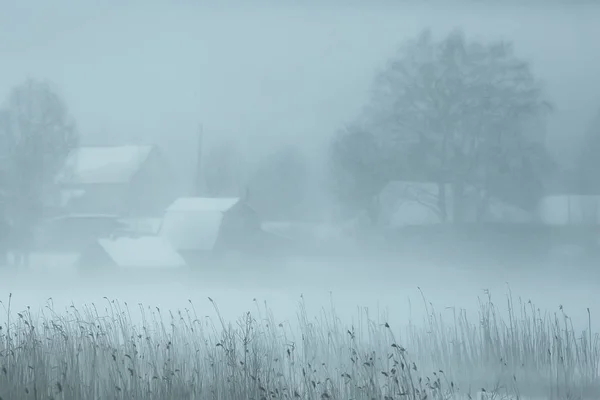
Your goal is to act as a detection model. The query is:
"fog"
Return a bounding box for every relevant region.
[2,0,600,322]
[3,2,600,176]
[2,0,600,320]
[2,2,600,397]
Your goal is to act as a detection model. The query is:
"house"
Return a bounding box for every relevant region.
[78,236,187,271]
[53,144,176,217]
[158,196,263,264]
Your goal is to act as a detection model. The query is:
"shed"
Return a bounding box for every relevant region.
[159,197,261,264]
[53,144,176,217]
[78,236,186,270]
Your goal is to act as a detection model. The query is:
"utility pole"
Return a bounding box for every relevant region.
[194,123,204,196]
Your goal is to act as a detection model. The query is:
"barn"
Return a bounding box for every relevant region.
[158,196,267,265]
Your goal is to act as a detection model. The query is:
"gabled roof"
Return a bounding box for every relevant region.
[98,236,186,268]
[160,197,241,251]
[56,145,155,184]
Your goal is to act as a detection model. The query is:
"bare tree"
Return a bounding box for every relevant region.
[364,29,554,222]
[0,79,78,265]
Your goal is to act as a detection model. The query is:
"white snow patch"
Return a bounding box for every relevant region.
[98,236,186,269]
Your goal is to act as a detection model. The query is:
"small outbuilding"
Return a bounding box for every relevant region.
[158,196,262,265]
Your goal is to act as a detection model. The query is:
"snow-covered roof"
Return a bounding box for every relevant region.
[56,145,154,184]
[159,197,240,251]
[98,236,186,268]
[166,197,240,212]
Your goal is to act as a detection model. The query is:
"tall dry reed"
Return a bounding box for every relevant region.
[0,291,597,400]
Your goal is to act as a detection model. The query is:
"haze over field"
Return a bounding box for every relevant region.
[2,1,600,399]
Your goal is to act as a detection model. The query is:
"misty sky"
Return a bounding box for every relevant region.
[2,1,600,180]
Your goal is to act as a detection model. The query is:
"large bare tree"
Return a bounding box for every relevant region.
[334,29,554,223]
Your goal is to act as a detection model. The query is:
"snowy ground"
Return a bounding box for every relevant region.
[1,255,598,334]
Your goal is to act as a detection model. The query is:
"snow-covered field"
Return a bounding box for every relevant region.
[1,257,599,399]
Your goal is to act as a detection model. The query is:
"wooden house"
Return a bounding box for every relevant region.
[53,144,176,217]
